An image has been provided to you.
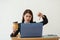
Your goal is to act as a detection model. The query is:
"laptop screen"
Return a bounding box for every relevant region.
[20,23,43,38]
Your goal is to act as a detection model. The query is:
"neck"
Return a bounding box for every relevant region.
[24,21,30,23]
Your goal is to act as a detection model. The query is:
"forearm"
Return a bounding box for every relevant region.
[41,15,48,25]
[10,29,19,37]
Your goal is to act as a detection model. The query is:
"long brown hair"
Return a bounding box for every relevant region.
[22,9,33,23]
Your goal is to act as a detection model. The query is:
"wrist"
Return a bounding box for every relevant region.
[42,15,45,18]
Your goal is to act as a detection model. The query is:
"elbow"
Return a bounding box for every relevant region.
[10,33,14,37]
[10,33,17,37]
[45,19,48,25]
[43,19,48,25]
[46,18,48,24]
[46,20,48,24]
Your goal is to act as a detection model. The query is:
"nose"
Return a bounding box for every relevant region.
[27,17,30,19]
[26,17,31,20]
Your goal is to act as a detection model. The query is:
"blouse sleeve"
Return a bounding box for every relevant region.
[40,15,48,25]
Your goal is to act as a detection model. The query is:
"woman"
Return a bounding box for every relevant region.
[10,9,48,37]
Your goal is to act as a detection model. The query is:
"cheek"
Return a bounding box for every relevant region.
[29,17,32,20]
[24,16,27,20]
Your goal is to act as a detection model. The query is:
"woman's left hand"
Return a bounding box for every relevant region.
[38,12,44,20]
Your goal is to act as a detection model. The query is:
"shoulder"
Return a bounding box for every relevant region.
[18,23,21,26]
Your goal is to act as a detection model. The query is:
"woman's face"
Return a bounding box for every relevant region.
[24,13,32,22]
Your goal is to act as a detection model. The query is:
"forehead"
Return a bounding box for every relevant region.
[24,13,32,16]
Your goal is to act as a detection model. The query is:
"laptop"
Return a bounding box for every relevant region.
[20,23,43,38]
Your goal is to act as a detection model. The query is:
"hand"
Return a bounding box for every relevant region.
[38,12,43,20]
[12,24,18,33]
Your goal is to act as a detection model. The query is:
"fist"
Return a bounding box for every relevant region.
[38,12,43,17]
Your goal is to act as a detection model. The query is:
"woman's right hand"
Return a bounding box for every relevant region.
[12,22,18,34]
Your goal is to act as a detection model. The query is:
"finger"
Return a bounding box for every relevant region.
[38,13,41,16]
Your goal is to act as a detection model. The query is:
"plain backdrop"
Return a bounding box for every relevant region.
[0,0,60,40]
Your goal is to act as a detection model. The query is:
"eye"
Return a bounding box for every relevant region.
[26,15,29,17]
[29,16,31,17]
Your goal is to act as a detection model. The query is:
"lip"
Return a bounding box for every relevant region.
[27,19,30,21]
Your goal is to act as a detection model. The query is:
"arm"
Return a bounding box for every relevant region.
[38,12,48,25]
[10,23,20,37]
[40,15,48,25]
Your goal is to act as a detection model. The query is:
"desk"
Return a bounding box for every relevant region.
[11,36,59,40]
[11,23,60,40]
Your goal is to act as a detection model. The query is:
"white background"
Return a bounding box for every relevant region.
[0,0,60,40]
